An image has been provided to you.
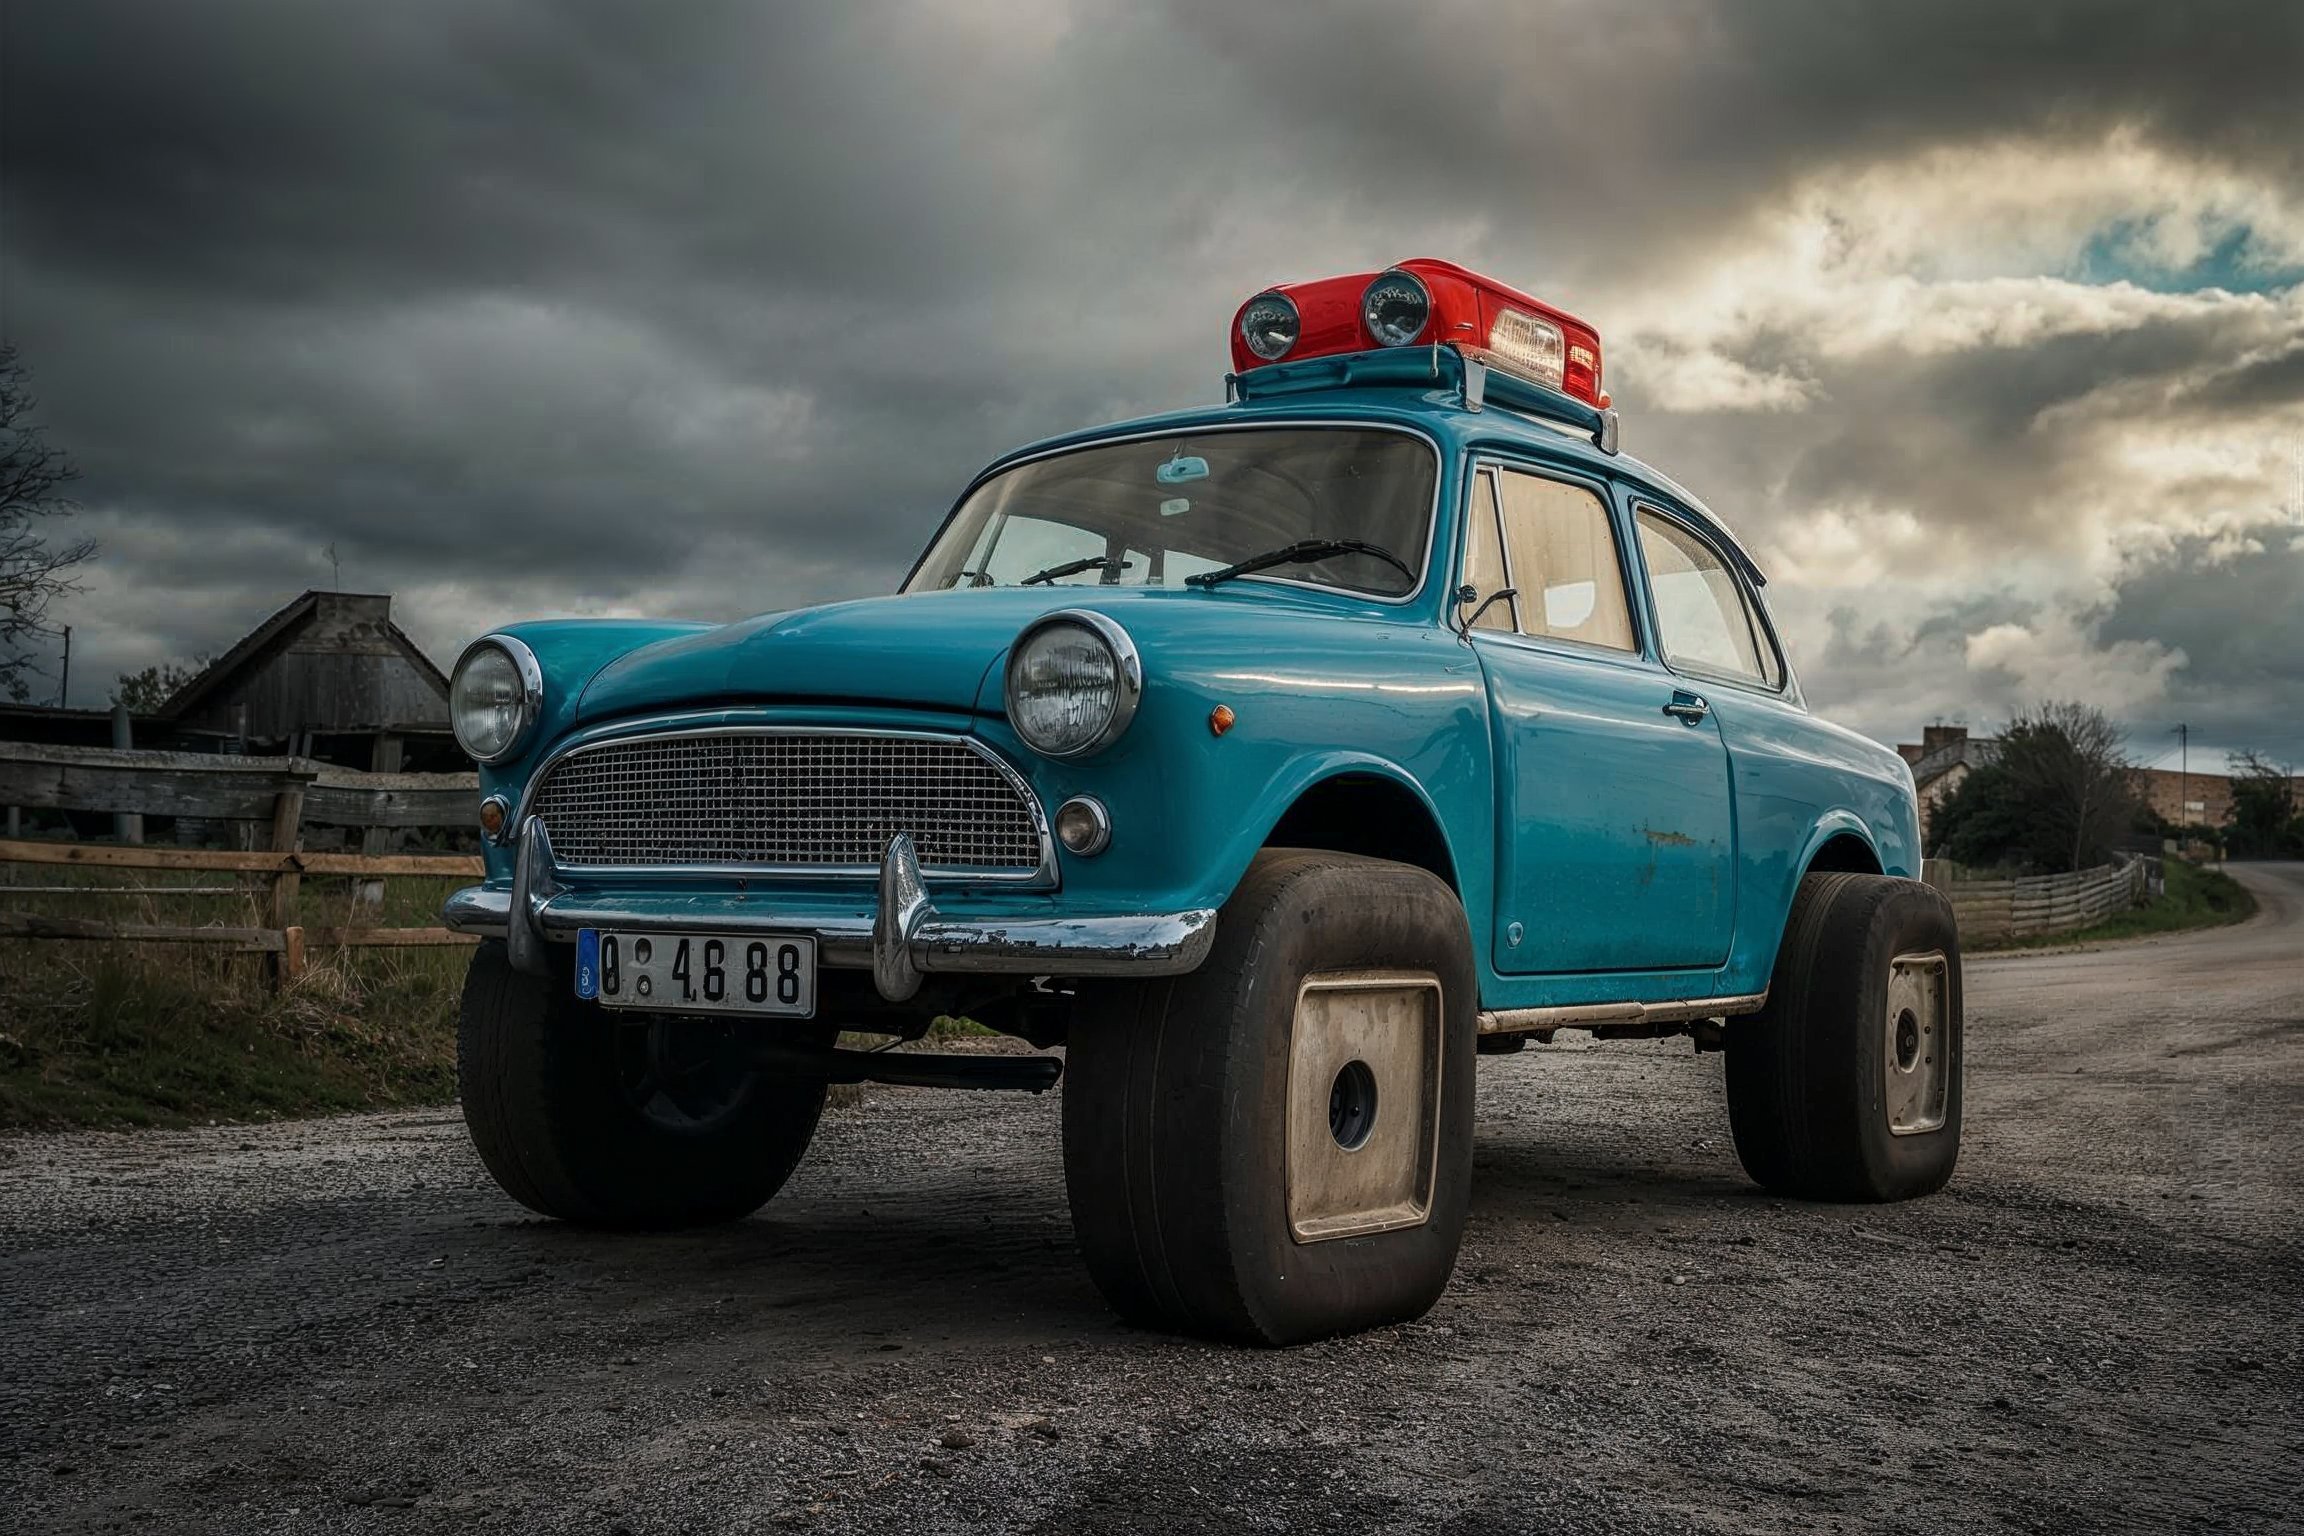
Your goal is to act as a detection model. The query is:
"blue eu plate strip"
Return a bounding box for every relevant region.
[574,929,600,999]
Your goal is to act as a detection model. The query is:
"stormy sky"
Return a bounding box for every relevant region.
[6,0,2303,768]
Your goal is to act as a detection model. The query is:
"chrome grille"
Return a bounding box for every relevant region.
[529,730,1045,875]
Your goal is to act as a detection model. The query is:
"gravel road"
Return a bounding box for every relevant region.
[5,864,2300,1535]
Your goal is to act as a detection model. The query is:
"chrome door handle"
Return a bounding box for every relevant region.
[1662,694,1710,724]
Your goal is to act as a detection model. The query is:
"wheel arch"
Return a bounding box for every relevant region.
[1254,762,1463,896]
[1738,811,1893,983]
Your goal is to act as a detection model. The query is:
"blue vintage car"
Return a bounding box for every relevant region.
[444,262,1962,1345]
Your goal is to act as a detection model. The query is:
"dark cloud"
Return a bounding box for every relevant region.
[3,0,2301,749]
[2097,520,2304,761]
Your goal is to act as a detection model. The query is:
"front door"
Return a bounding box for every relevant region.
[1464,465,1738,975]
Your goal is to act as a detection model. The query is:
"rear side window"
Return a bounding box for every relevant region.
[1491,470,1637,652]
[1635,510,1783,688]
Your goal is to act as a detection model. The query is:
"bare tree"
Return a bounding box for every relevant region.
[2001,701,2141,872]
[1,344,97,702]
[1934,700,2141,872]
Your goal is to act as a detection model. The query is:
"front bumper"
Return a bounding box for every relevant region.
[441,818,1219,1002]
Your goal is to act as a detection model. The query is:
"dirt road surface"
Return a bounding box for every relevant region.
[5,865,2300,1534]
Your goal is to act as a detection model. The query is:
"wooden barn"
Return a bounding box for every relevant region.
[158,591,462,772]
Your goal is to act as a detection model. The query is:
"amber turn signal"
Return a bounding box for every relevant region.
[478,794,508,839]
[1209,704,1236,737]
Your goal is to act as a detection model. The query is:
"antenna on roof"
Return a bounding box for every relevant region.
[325,542,341,591]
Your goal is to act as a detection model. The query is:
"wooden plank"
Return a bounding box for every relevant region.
[0,884,244,896]
[303,781,478,828]
[0,751,316,820]
[296,852,483,877]
[0,744,477,830]
[306,925,479,948]
[0,838,480,877]
[0,912,283,950]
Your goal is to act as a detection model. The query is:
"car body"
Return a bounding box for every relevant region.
[445,264,1957,1345]
[443,346,1918,1026]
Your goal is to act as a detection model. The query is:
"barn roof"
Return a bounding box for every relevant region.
[157,590,450,723]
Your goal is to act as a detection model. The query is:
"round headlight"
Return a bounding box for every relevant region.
[1005,612,1142,759]
[450,636,542,764]
[1361,269,1430,347]
[1238,291,1300,362]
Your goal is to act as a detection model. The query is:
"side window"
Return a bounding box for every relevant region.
[1460,471,1515,631]
[1634,510,1782,687]
[1493,470,1637,651]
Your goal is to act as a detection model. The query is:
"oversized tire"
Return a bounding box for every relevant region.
[1726,872,1963,1201]
[457,940,829,1227]
[1062,849,1478,1345]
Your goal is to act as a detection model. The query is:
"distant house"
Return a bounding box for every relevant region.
[1895,721,2304,842]
[1896,724,1998,847]
[156,591,461,772]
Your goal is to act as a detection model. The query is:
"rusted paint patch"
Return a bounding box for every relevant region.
[1641,824,1699,848]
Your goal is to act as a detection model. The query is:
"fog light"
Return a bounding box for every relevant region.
[1055,796,1112,856]
[479,794,509,840]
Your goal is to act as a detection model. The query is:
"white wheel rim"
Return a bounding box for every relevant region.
[1283,970,1444,1242]
[1884,950,1951,1136]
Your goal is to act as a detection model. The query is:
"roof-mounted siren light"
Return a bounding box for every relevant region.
[1226,258,1610,412]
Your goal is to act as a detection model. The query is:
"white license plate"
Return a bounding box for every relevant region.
[576,929,816,1018]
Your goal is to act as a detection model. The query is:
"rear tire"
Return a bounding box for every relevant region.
[457,940,828,1227]
[1726,872,1963,1201]
[1063,850,1478,1345]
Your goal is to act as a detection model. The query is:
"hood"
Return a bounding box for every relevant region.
[576,583,1399,723]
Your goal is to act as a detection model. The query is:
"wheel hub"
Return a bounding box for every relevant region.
[1882,951,1951,1136]
[1285,972,1443,1242]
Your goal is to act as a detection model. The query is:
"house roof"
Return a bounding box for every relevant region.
[1910,734,1999,791]
[156,590,451,723]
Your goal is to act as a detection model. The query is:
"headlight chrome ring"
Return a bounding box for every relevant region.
[449,634,544,765]
[1004,610,1143,760]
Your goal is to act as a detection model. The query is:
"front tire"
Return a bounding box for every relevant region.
[1726,872,1964,1201]
[1063,850,1478,1345]
[457,940,829,1227]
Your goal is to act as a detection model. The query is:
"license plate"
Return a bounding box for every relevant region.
[575,929,816,1018]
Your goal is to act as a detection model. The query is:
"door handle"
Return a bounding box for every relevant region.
[1662,693,1710,724]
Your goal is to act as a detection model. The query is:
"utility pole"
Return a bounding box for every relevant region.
[2173,723,2188,835]
[57,625,71,708]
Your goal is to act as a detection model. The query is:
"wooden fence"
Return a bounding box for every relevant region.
[0,741,482,984]
[1924,855,2153,945]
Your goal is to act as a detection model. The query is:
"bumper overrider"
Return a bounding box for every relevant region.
[442,817,1220,1003]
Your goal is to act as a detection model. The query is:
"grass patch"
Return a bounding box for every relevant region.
[0,862,469,1131]
[0,850,1019,1131]
[1992,858,2258,951]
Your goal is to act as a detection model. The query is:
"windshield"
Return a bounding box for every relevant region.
[904,427,1437,599]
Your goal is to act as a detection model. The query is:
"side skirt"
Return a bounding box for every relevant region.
[1477,990,1767,1045]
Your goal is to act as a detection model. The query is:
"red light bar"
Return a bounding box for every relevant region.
[1229,258,1607,408]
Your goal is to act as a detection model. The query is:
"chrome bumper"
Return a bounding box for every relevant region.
[442,817,1218,1002]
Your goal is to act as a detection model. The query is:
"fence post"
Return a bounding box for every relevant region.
[110,704,145,845]
[267,783,306,986]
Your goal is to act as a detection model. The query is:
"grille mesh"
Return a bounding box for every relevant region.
[529,732,1043,873]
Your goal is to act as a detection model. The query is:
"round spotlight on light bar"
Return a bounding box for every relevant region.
[449,635,543,765]
[1004,611,1143,760]
[1054,795,1112,856]
[1238,291,1300,362]
[1361,268,1430,347]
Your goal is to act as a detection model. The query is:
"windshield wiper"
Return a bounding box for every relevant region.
[1185,538,1416,590]
[1021,555,1132,586]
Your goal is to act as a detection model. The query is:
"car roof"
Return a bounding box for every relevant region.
[978,349,1768,587]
